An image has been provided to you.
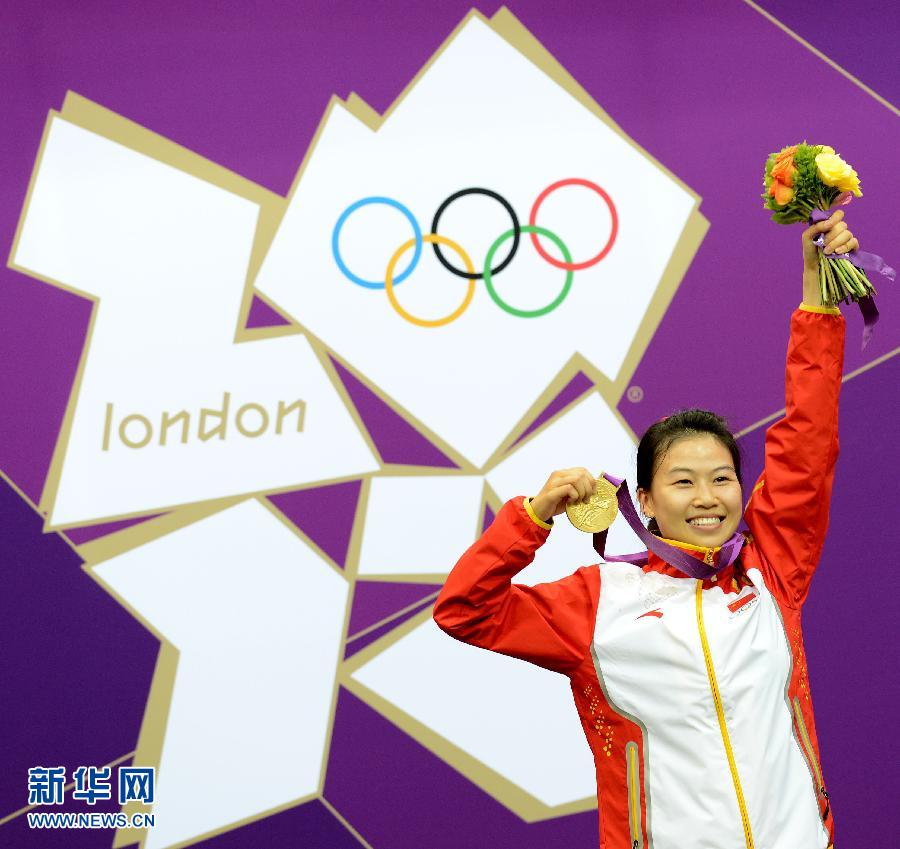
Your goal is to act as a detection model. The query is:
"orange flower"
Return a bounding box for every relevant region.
[771,145,798,187]
[768,180,795,205]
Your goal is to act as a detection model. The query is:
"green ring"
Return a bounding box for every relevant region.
[483,225,574,318]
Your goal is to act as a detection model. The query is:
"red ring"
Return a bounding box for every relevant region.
[528,178,618,270]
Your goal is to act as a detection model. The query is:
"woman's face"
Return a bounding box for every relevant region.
[637,434,743,549]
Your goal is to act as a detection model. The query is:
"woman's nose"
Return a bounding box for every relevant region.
[693,484,718,505]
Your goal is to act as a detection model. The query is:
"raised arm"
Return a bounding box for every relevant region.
[743,212,852,607]
[433,495,599,676]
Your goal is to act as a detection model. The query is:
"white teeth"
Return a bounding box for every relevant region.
[689,517,722,526]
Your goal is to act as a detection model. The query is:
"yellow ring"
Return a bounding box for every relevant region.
[385,234,476,328]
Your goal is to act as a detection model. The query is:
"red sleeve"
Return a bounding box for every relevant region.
[433,496,600,676]
[743,306,845,608]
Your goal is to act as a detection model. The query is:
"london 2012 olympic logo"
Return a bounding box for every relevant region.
[331,178,619,327]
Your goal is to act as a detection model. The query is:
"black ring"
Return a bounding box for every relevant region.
[430,188,520,280]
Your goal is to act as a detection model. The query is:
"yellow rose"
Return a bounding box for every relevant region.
[815,151,863,197]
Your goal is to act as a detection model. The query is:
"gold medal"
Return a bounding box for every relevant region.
[566,473,619,533]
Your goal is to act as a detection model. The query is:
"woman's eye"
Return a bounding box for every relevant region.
[715,476,732,483]
[676,479,692,485]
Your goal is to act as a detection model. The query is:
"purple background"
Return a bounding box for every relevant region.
[1,1,897,847]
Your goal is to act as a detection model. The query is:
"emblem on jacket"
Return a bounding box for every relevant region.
[728,590,759,619]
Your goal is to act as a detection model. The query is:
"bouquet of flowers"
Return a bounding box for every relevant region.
[762,143,874,306]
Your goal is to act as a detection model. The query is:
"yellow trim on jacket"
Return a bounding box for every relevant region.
[799,302,842,315]
[523,497,553,530]
[657,535,721,556]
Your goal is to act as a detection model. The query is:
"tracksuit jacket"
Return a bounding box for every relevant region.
[434,306,843,849]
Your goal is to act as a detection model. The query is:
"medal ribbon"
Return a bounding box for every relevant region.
[591,473,744,581]
[808,199,895,350]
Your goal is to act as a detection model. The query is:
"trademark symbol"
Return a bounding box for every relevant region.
[626,385,643,403]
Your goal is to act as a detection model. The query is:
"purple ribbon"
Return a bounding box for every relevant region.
[591,473,744,581]
[809,200,895,349]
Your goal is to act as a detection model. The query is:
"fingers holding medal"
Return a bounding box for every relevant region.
[529,468,619,531]
[529,467,596,523]
[566,474,619,533]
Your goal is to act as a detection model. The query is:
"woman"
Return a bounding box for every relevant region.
[433,210,857,849]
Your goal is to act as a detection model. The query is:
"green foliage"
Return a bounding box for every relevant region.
[761,142,840,224]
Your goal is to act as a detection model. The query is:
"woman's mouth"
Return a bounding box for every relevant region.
[687,516,724,527]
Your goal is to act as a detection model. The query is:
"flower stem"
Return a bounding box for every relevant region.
[825,257,841,306]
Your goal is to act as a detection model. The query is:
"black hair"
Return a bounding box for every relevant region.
[636,409,742,535]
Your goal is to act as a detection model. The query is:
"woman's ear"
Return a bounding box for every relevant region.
[636,487,654,519]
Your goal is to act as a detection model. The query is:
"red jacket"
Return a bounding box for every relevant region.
[435,306,843,849]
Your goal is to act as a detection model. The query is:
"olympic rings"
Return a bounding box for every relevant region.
[385,234,476,328]
[332,196,422,290]
[528,178,618,270]
[430,188,520,280]
[484,226,573,318]
[332,179,617,327]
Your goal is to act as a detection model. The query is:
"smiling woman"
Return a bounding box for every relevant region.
[434,211,855,849]
[635,410,745,550]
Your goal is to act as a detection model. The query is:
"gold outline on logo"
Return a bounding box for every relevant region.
[2,3,897,846]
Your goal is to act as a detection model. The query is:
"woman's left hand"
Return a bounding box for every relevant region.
[801,210,860,304]
[803,208,861,267]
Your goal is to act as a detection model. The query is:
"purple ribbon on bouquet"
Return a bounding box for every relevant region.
[591,473,744,581]
[809,195,896,349]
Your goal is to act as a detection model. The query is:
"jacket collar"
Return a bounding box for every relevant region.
[646,536,723,580]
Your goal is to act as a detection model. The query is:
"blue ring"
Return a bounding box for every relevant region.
[332,197,422,290]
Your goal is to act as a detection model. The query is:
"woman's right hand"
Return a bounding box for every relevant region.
[530,468,598,522]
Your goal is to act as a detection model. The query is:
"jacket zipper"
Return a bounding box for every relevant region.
[792,697,830,821]
[625,741,643,849]
[695,580,755,849]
